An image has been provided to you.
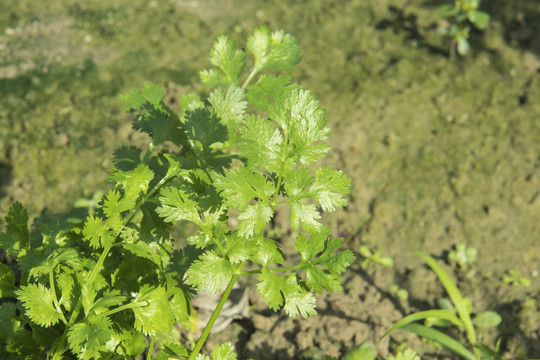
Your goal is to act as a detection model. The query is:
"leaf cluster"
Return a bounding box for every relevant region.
[437,0,490,56]
[0,27,353,360]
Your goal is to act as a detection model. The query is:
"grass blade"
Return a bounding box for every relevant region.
[418,252,476,343]
[381,309,463,339]
[401,323,476,360]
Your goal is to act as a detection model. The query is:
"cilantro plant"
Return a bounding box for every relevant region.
[437,0,490,58]
[0,26,354,360]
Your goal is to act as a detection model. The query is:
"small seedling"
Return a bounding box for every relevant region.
[437,0,490,58]
[502,269,531,287]
[358,245,394,269]
[448,243,477,269]
[389,284,409,301]
[382,252,504,360]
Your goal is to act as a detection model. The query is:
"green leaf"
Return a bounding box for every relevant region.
[208,86,247,138]
[82,215,114,249]
[387,348,421,360]
[224,233,258,264]
[184,107,228,152]
[240,114,284,174]
[270,88,331,165]
[247,74,293,111]
[468,10,490,29]
[437,4,458,17]
[157,186,202,225]
[418,252,476,341]
[342,342,377,360]
[121,82,185,146]
[131,285,174,335]
[215,167,274,210]
[308,167,350,211]
[0,201,30,258]
[457,36,470,55]
[472,311,501,328]
[0,302,17,340]
[67,316,114,360]
[257,270,317,318]
[186,251,234,293]
[16,283,63,327]
[200,34,246,87]
[382,309,465,340]
[247,26,302,72]
[56,271,75,311]
[295,231,355,293]
[250,236,284,266]
[399,323,475,360]
[289,202,321,232]
[112,146,142,171]
[237,202,273,238]
[0,262,15,298]
[91,289,127,313]
[196,341,237,360]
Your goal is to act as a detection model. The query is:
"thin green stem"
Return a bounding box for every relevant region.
[49,263,68,325]
[241,67,259,89]
[188,262,246,360]
[147,336,156,360]
[271,132,289,207]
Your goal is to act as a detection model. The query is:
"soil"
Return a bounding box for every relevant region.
[1,0,539,359]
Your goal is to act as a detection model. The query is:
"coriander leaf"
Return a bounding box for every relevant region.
[16,283,63,327]
[250,236,284,267]
[184,107,228,151]
[0,263,15,298]
[131,285,174,335]
[121,82,185,146]
[282,282,317,319]
[256,269,285,311]
[67,316,114,360]
[295,230,326,262]
[105,329,147,357]
[200,34,246,87]
[91,289,126,313]
[247,74,293,111]
[82,215,114,249]
[179,93,204,113]
[289,202,321,232]
[214,167,274,210]
[308,167,350,211]
[257,270,317,318]
[123,241,162,266]
[224,233,257,264]
[0,302,17,340]
[196,342,237,360]
[108,164,154,208]
[283,167,314,198]
[240,114,284,174]
[295,230,355,293]
[0,201,30,258]
[314,237,355,276]
[186,251,234,293]
[237,202,273,238]
[208,86,247,135]
[247,26,302,73]
[112,146,142,171]
[57,271,75,311]
[270,88,331,165]
[157,186,202,225]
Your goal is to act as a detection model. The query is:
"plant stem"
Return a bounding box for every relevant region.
[188,262,245,360]
[147,336,156,360]
[242,68,259,89]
